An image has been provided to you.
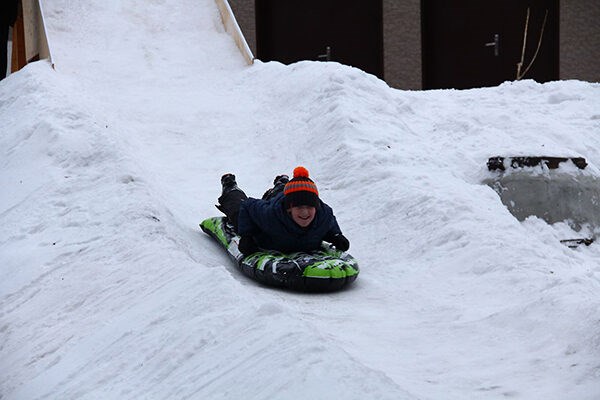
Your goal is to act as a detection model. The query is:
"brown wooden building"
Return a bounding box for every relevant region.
[228,0,599,90]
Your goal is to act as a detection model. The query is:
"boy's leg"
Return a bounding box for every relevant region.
[217,190,247,231]
[217,174,247,231]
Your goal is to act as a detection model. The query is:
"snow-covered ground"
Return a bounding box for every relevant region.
[1,0,599,399]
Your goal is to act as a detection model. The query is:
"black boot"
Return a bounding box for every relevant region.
[273,174,289,186]
[262,174,290,200]
[221,173,239,195]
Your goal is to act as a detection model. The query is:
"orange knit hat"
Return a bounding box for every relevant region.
[283,166,320,208]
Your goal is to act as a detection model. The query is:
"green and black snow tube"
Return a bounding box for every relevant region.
[200,217,359,292]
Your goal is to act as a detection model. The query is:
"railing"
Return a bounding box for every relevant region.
[214,0,254,65]
[11,0,54,73]
[36,0,54,68]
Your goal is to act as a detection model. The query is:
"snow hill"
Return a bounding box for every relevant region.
[1,0,599,399]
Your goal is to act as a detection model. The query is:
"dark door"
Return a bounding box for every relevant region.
[255,0,383,79]
[422,0,559,89]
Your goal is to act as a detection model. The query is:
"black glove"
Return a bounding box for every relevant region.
[327,233,350,251]
[238,235,259,255]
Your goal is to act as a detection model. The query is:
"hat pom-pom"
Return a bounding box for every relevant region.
[293,166,310,178]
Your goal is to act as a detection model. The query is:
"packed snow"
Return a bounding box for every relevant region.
[1,0,599,399]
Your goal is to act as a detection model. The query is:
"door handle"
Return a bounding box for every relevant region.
[485,34,500,56]
[317,46,332,61]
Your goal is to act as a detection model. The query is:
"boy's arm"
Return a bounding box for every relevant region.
[323,210,349,250]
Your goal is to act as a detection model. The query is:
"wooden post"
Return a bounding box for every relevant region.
[10,0,54,73]
[11,1,27,72]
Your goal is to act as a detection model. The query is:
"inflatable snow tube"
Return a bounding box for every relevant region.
[200,217,359,292]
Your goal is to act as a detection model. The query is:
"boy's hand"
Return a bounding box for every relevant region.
[328,234,350,251]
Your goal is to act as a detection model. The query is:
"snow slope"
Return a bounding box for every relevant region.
[1,0,599,399]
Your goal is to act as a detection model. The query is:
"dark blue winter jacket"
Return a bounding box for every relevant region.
[237,192,343,253]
